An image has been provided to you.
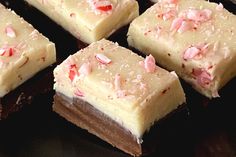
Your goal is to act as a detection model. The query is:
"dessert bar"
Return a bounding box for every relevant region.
[128,0,236,98]
[0,3,56,119]
[53,39,185,156]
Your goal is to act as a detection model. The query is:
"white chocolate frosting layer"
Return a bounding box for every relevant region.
[0,4,56,97]
[54,39,185,138]
[128,0,236,98]
[25,0,139,44]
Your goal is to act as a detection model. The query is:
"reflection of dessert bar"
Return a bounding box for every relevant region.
[53,39,185,156]
[128,0,236,98]
[0,4,56,119]
[25,0,139,44]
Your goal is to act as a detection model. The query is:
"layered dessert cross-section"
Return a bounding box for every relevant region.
[128,0,236,98]
[53,39,185,156]
[25,0,139,44]
[0,3,56,119]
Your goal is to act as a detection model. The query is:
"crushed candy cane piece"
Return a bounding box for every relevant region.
[186,9,212,23]
[170,8,212,33]
[177,21,195,33]
[183,43,210,60]
[192,69,213,87]
[5,26,16,38]
[183,46,200,60]
[74,89,84,97]
[170,17,184,31]
[95,53,111,64]
[0,46,15,57]
[79,62,92,76]
[95,1,112,11]
[0,48,6,56]
[69,64,78,81]
[144,54,156,73]
[87,0,113,13]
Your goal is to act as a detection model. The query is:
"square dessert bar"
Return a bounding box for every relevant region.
[128,0,236,98]
[25,0,139,44]
[0,3,56,118]
[53,39,185,156]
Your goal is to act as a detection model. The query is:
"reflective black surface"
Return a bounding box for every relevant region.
[0,1,236,157]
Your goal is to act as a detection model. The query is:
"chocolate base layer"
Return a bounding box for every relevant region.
[0,65,54,120]
[53,93,186,156]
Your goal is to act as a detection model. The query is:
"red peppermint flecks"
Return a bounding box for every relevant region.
[0,48,6,56]
[96,4,112,11]
[69,64,78,81]
[5,26,16,38]
[74,89,84,97]
[192,68,213,87]
[0,47,15,57]
[95,53,112,64]
[95,1,112,11]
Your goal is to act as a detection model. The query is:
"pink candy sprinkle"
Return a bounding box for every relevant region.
[186,9,212,23]
[183,46,200,60]
[170,17,184,31]
[170,8,212,33]
[95,53,111,64]
[192,69,213,87]
[144,54,156,73]
[177,21,195,33]
[74,89,84,97]
[0,47,15,57]
[68,64,78,81]
[79,62,92,76]
[183,43,209,60]
[5,26,16,38]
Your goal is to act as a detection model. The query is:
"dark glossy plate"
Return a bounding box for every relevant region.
[0,1,236,157]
